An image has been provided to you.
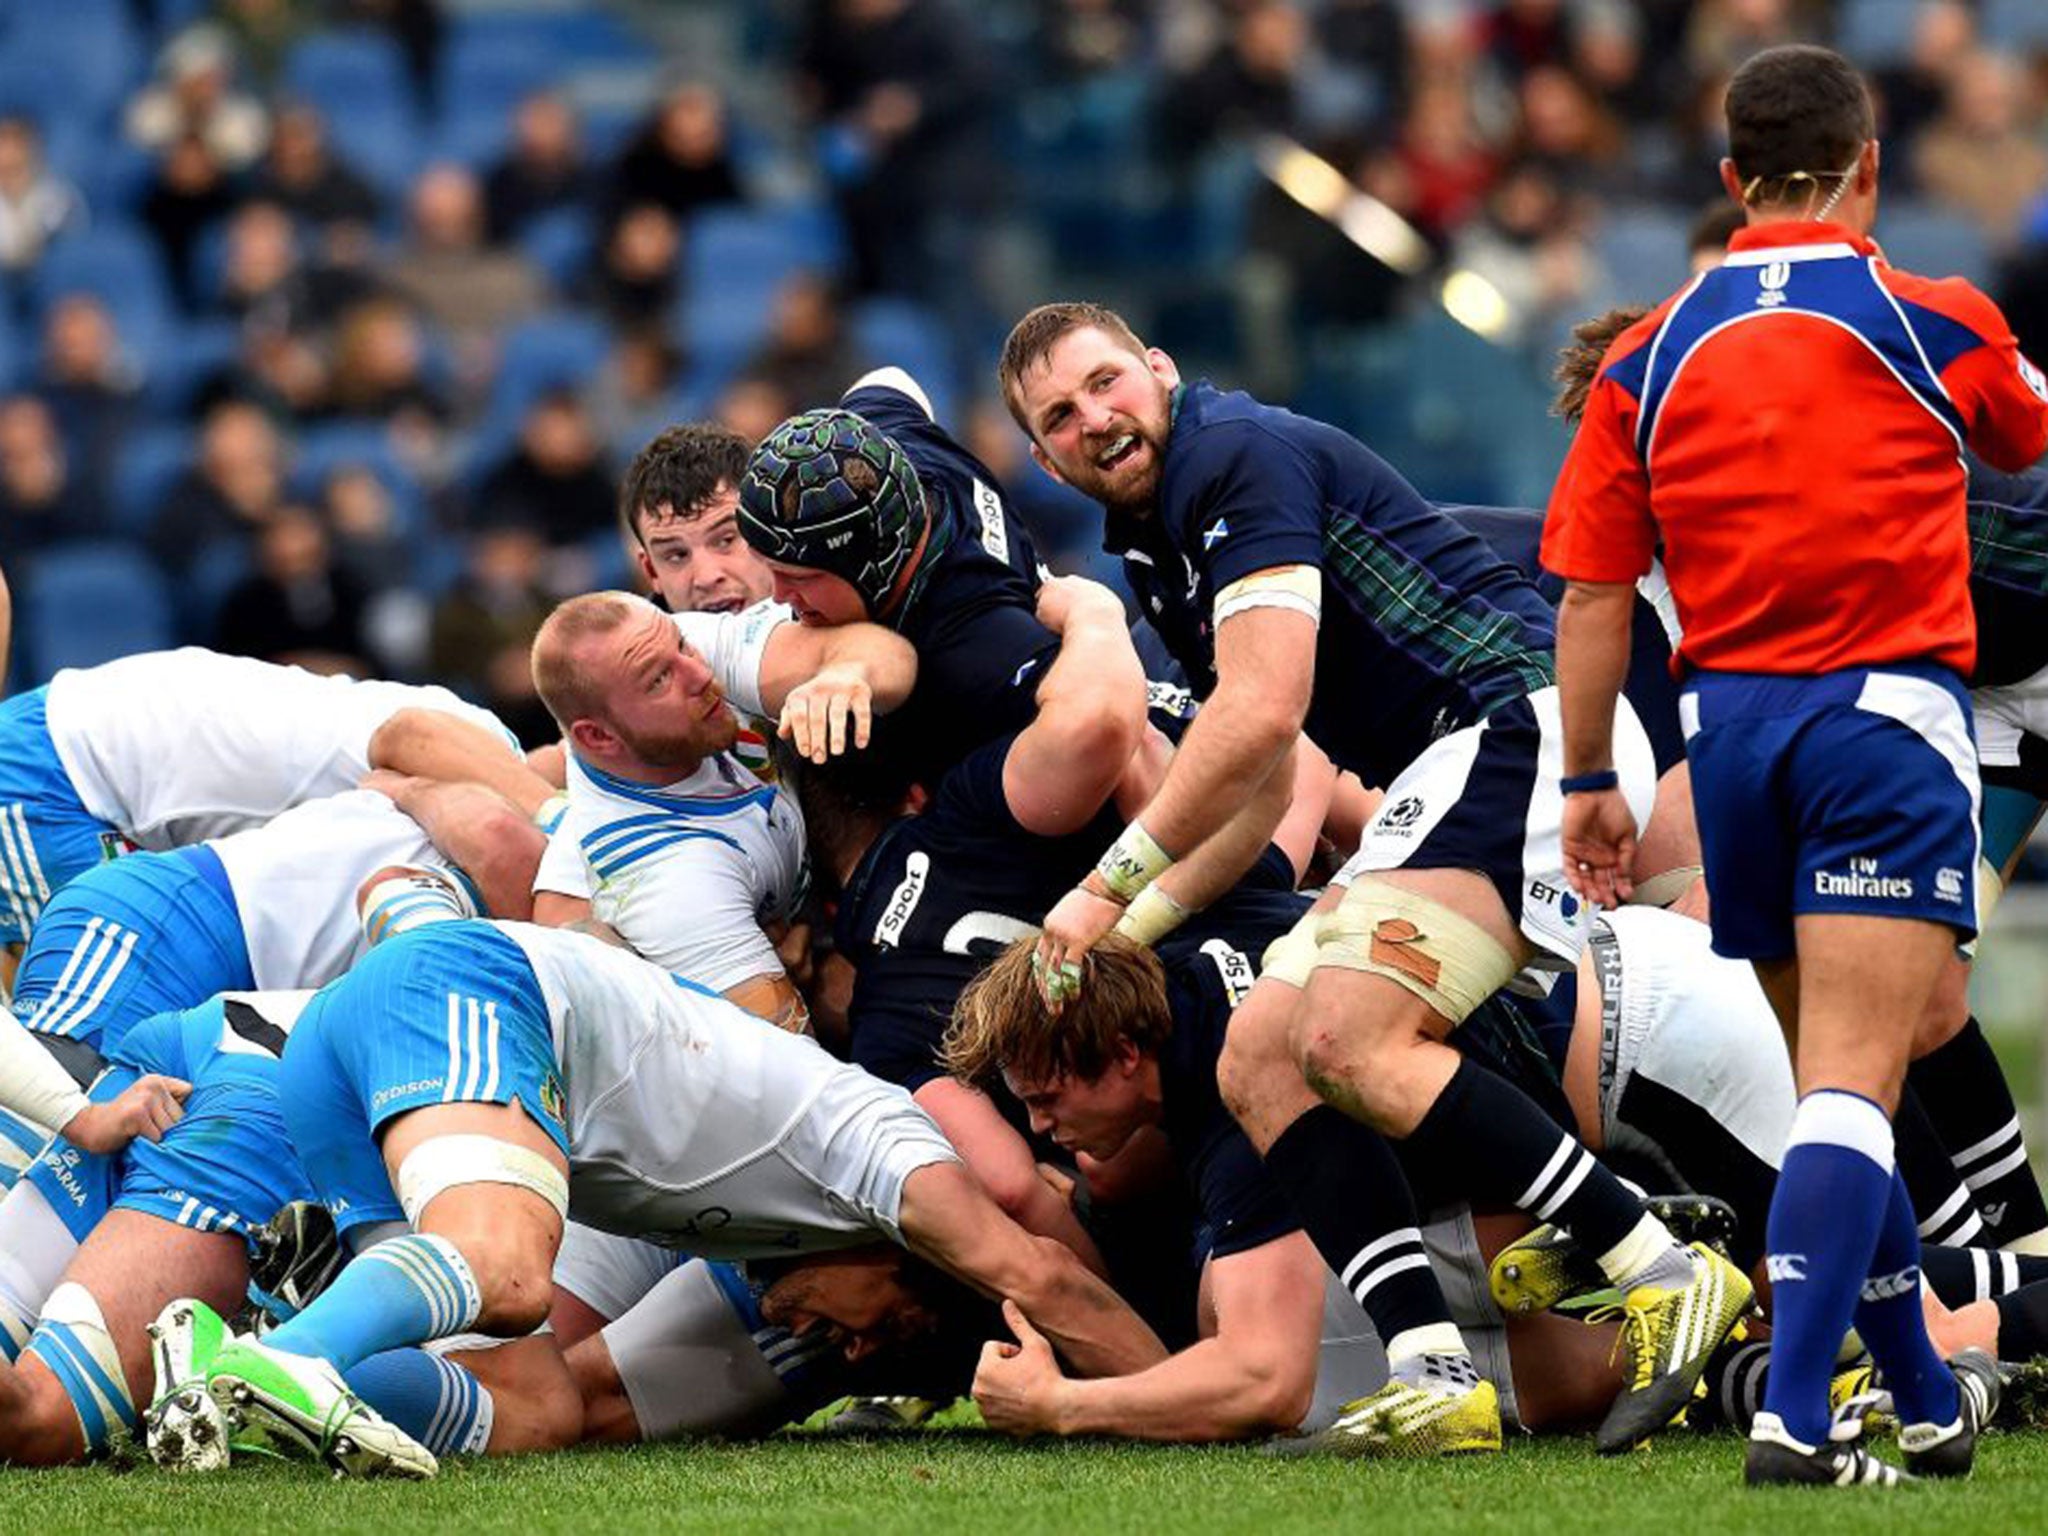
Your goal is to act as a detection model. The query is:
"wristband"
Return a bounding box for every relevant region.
[1095,821,1174,903]
[1559,770,1619,796]
[1114,884,1191,947]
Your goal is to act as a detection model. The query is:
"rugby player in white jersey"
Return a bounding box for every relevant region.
[158,920,1164,1477]
[0,646,556,992]
[0,782,544,1173]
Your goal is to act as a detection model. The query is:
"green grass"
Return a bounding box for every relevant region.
[8,1428,2048,1536]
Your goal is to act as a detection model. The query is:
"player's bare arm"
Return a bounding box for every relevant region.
[1555,579,1639,908]
[367,708,559,820]
[759,620,918,764]
[1037,600,1312,985]
[974,1231,1323,1442]
[895,1160,1166,1378]
[1001,575,1147,837]
[361,772,547,920]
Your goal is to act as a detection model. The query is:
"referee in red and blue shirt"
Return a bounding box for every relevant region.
[1543,44,2048,1488]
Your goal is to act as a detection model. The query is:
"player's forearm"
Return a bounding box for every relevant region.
[1151,743,1294,915]
[1045,1337,1313,1442]
[369,709,556,817]
[1555,581,1636,776]
[395,780,546,919]
[1032,600,1146,767]
[761,622,918,716]
[1135,674,1299,875]
[1012,1240,1169,1377]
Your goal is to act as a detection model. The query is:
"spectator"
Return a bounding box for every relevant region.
[485,93,586,244]
[1037,0,1148,80]
[428,520,554,746]
[126,26,269,170]
[1871,0,1976,150]
[217,200,303,326]
[712,374,795,445]
[215,0,316,89]
[1450,160,1607,350]
[37,296,141,497]
[385,163,547,352]
[584,203,681,329]
[249,105,381,233]
[0,118,82,275]
[473,390,614,552]
[214,502,374,675]
[150,398,285,577]
[1913,50,2048,252]
[141,132,240,309]
[742,273,868,410]
[584,328,684,456]
[796,0,992,295]
[1155,0,1308,167]
[1514,63,1628,200]
[337,0,446,113]
[1393,71,1498,242]
[321,464,412,590]
[326,297,448,432]
[0,396,100,555]
[605,82,744,232]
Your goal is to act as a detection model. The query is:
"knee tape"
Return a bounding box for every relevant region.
[24,1282,134,1453]
[1259,906,1325,990]
[396,1134,569,1227]
[1308,880,1516,1024]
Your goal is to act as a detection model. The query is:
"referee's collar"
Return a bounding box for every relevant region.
[1726,219,1876,260]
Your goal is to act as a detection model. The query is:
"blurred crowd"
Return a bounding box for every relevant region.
[0,0,2043,739]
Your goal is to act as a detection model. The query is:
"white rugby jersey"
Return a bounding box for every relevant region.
[502,922,953,1258]
[533,750,805,993]
[44,648,516,851]
[212,790,468,990]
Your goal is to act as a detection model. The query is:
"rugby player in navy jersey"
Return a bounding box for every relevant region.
[942,916,1626,1448]
[736,371,1063,790]
[999,301,1747,1455]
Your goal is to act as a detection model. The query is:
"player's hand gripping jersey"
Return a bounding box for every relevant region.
[1543,220,2048,676]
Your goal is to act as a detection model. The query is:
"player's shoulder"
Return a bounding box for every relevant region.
[842,366,938,425]
[672,597,794,648]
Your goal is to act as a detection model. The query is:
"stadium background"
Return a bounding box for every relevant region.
[0,0,2044,1102]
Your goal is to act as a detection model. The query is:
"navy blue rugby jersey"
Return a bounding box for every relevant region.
[1106,382,1556,788]
[1153,890,1310,1259]
[833,732,1116,1091]
[843,378,1062,788]
[1964,457,2048,689]
[1438,503,1686,776]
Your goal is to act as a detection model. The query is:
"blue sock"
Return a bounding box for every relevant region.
[1853,1168,1959,1429]
[264,1233,483,1373]
[344,1348,495,1455]
[1759,1091,1893,1446]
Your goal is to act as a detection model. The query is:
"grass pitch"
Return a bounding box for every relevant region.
[8,1426,2048,1536]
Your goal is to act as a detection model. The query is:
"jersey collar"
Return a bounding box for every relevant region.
[1723,219,1875,266]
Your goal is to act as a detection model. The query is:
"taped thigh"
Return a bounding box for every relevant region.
[1309,879,1517,1024]
[397,1134,569,1227]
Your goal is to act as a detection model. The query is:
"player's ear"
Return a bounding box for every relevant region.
[1027,441,1065,486]
[567,718,616,757]
[1145,347,1180,388]
[1717,158,1744,206]
[1859,138,1880,191]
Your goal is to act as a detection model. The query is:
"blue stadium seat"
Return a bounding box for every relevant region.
[441,11,645,73]
[20,540,173,681]
[1835,0,1925,67]
[520,206,598,291]
[291,422,426,538]
[1878,200,1992,289]
[851,300,957,424]
[0,0,141,119]
[679,203,848,389]
[490,312,613,424]
[111,423,195,536]
[30,224,173,360]
[144,318,242,418]
[1594,204,1694,305]
[284,32,421,191]
[1983,0,2048,50]
[433,101,519,170]
[440,35,563,118]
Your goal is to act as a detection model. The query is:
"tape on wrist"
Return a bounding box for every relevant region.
[1113,884,1190,947]
[1095,821,1174,903]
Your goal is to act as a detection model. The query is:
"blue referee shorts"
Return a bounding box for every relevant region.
[1683,664,1980,962]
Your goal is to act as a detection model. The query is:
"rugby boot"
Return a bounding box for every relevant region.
[818,1396,939,1435]
[145,1298,232,1472]
[207,1336,437,1479]
[1898,1348,2000,1479]
[242,1200,345,1331]
[1490,1194,1740,1316]
[1744,1411,1913,1488]
[1264,1364,1502,1459]
[1594,1242,1756,1453]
